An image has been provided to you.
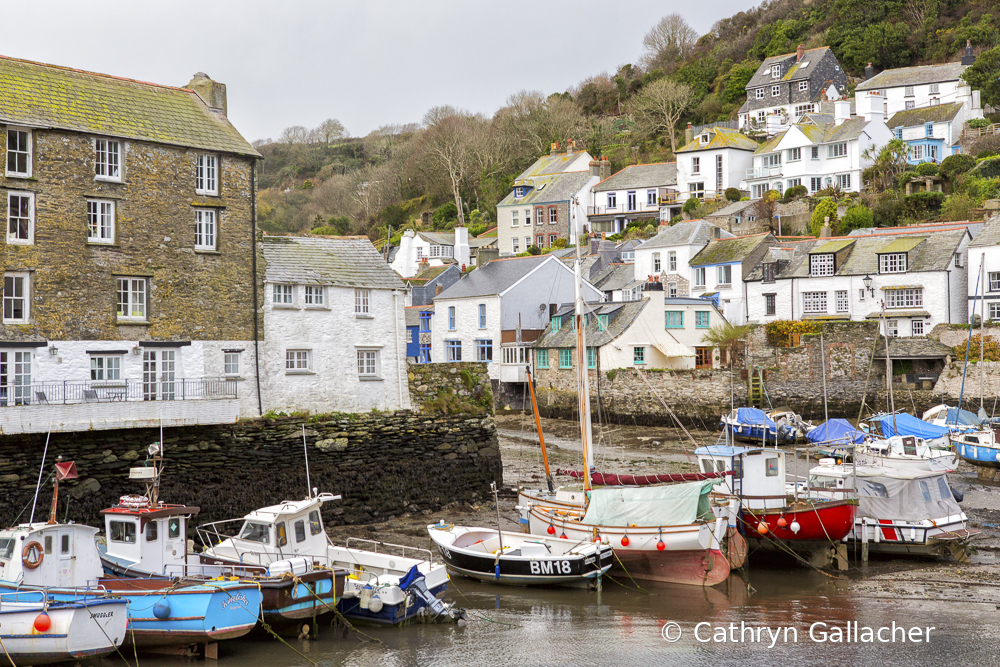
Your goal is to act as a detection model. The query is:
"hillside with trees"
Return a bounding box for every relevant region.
[254,0,1000,243]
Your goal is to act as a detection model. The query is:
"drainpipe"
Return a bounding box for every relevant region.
[790,277,795,321]
[251,158,263,416]
[946,268,951,323]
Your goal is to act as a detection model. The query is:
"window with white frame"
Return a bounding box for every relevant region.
[548,207,558,224]
[803,291,827,313]
[717,265,732,285]
[196,154,218,194]
[224,351,240,376]
[667,282,678,297]
[694,267,706,287]
[116,277,146,321]
[511,210,518,227]
[798,81,808,92]
[6,129,31,177]
[772,85,780,97]
[787,178,801,188]
[194,209,216,250]
[885,288,922,308]
[836,173,851,189]
[3,273,29,323]
[756,88,765,100]
[904,86,914,97]
[94,139,121,180]
[691,157,700,175]
[525,236,531,248]
[87,200,114,243]
[752,183,766,199]
[990,272,1000,292]
[357,349,379,377]
[771,65,781,78]
[7,192,33,244]
[990,303,1000,321]
[668,251,677,272]
[929,83,939,94]
[285,350,311,372]
[607,192,616,208]
[478,303,486,328]
[273,284,293,305]
[355,288,370,314]
[809,254,834,276]
[304,285,324,306]
[810,177,823,192]
[912,320,924,336]
[653,253,661,273]
[886,320,899,337]
[836,290,849,312]
[912,145,924,160]
[90,355,122,381]
[828,143,847,158]
[757,111,766,123]
[905,100,915,110]
[859,288,866,301]
[788,147,801,161]
[794,103,814,118]
[647,189,657,205]
[512,237,519,254]
[534,208,543,225]
[810,146,819,160]
[879,253,907,273]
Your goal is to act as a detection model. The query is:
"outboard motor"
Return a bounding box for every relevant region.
[398,565,466,622]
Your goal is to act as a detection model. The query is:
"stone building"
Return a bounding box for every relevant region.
[0,55,261,434]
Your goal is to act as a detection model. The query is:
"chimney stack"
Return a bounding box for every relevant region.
[834,99,851,126]
[713,226,721,240]
[550,142,558,156]
[187,73,227,116]
[962,39,976,65]
[566,139,575,154]
[863,91,883,124]
[599,156,611,180]
[796,44,804,62]
[589,158,601,178]
[864,62,874,81]
[590,237,600,255]
[685,122,694,146]
[435,285,444,296]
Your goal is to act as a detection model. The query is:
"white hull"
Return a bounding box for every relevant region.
[857,450,958,473]
[846,514,975,555]
[0,595,128,665]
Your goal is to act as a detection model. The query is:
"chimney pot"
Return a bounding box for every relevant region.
[796,44,804,62]
[435,285,443,296]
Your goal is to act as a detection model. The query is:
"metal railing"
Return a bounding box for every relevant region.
[746,166,783,179]
[2,377,237,407]
[587,202,660,216]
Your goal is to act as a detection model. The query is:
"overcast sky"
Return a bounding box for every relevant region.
[8,0,758,142]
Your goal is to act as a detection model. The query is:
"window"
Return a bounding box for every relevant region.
[689,182,705,198]
[771,64,781,78]
[94,139,121,180]
[514,186,524,198]
[357,350,378,377]
[607,192,617,208]
[558,349,573,369]
[109,521,136,544]
[7,192,33,244]
[912,320,924,336]
[633,346,645,365]
[476,339,493,362]
[626,191,637,211]
[146,521,158,542]
[598,314,608,331]
[763,263,776,282]
[534,234,543,248]
[717,265,732,286]
[904,85,914,97]
[886,320,898,337]
[478,303,486,328]
[879,253,907,274]
[696,311,710,328]
[752,184,766,199]
[419,343,431,363]
[525,236,531,248]
[912,145,924,160]
[695,347,712,368]
[809,177,823,193]
[6,129,30,177]
[536,349,549,368]
[810,146,819,160]
[809,254,834,276]
[895,127,904,140]
[787,178,801,189]
[905,100,915,110]
[836,174,851,190]
[355,288,370,314]
[859,288,866,301]
[929,145,939,160]
[647,189,657,206]
[836,290,849,312]
[0,350,32,405]
[512,238,519,254]
[803,291,827,313]
[929,83,939,94]
[416,246,424,260]
[511,210,518,227]
[273,284,293,304]
[990,272,1000,293]
[788,147,801,162]
[885,288,923,308]
[665,311,684,328]
[667,251,677,272]
[757,111,766,123]
[87,200,114,243]
[653,253,661,273]
[446,340,462,362]
[196,154,218,195]
[90,355,121,381]
[694,267,706,288]
[551,317,561,332]
[548,207,558,224]
[285,350,311,371]
[798,81,808,92]
[116,277,146,321]
[587,348,596,369]
[294,520,306,543]
[239,522,270,544]
[304,285,324,305]
[535,208,544,225]
[692,157,700,175]
[448,306,456,330]
[765,457,779,476]
[224,352,240,376]
[667,283,678,297]
[828,143,847,158]
[991,303,1000,321]
[772,85,780,97]
[756,88,765,100]
[549,234,557,246]
[194,209,216,250]
[925,123,934,138]
[765,294,776,316]
[794,104,815,118]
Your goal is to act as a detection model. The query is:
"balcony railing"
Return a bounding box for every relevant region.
[746,166,783,179]
[587,202,661,216]
[1,378,238,407]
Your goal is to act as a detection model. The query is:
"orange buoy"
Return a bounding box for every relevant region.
[620,535,630,547]
[757,521,769,535]
[777,516,788,528]
[34,612,51,633]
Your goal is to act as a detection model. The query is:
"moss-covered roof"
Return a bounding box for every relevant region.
[812,239,855,254]
[886,102,963,129]
[879,236,925,253]
[677,127,759,153]
[689,233,773,267]
[0,55,259,156]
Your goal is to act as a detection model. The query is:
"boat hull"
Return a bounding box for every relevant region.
[953,440,1000,468]
[258,570,344,625]
[843,517,979,557]
[740,499,858,543]
[0,595,128,665]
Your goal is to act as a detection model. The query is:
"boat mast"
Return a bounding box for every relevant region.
[820,330,829,425]
[880,301,897,435]
[525,366,554,492]
[981,253,986,413]
[571,196,593,492]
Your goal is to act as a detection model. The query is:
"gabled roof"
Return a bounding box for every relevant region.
[593,163,677,192]
[498,171,594,207]
[856,62,968,91]
[676,127,759,153]
[616,238,644,251]
[404,304,434,327]
[753,132,786,155]
[690,233,774,267]
[532,300,648,349]
[706,200,756,218]
[747,47,838,88]
[637,220,734,251]
[787,116,871,147]
[416,231,495,248]
[0,55,259,156]
[514,151,592,181]
[435,255,562,300]
[590,263,635,293]
[262,236,405,290]
[407,264,455,284]
[886,102,963,129]
[969,217,1000,248]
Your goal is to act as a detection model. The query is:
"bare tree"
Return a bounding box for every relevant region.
[495,90,585,159]
[902,0,933,28]
[278,125,309,144]
[316,118,346,144]
[752,192,779,233]
[640,14,699,72]
[628,78,693,154]
[363,124,402,164]
[420,106,483,227]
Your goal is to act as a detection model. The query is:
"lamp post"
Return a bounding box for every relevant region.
[863,274,875,298]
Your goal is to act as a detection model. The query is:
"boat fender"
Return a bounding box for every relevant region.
[367,596,384,614]
[22,541,44,570]
[153,599,171,620]
[951,486,965,503]
[359,585,373,609]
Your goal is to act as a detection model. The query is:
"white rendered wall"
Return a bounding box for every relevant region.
[431,296,503,380]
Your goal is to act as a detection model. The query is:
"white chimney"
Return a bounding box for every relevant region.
[863,92,883,124]
[834,99,851,126]
[454,226,470,268]
[395,229,416,278]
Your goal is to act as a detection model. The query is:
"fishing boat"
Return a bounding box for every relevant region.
[0,590,129,665]
[922,404,987,431]
[720,408,809,444]
[866,412,952,450]
[951,428,1000,468]
[857,434,958,472]
[197,493,464,625]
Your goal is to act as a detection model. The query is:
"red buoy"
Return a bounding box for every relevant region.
[595,534,602,543]
[560,533,568,539]
[757,521,769,535]
[777,516,788,528]
[547,525,556,535]
[620,535,630,547]
[656,540,666,551]
[34,612,51,633]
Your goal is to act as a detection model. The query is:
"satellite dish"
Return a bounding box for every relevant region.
[739,181,748,190]
[538,303,547,312]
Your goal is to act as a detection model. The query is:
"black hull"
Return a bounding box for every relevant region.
[436,543,614,586]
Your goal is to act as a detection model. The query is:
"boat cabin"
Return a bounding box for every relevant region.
[0,523,104,588]
[100,501,199,576]
[694,445,787,510]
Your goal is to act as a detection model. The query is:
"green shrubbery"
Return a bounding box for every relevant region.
[903,191,946,217]
[725,188,742,202]
[837,204,874,234]
[682,197,700,213]
[782,184,808,202]
[940,154,977,181]
[915,162,939,176]
[809,199,839,236]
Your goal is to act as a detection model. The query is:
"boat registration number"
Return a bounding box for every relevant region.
[530,560,571,574]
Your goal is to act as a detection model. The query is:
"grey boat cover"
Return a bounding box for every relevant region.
[581,479,715,527]
[856,472,960,522]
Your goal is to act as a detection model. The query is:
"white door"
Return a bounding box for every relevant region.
[143,350,176,400]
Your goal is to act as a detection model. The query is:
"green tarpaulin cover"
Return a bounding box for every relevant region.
[581,479,715,527]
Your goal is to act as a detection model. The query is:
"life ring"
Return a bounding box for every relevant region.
[22,541,44,570]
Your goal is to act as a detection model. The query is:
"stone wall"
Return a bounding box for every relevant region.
[407,361,493,413]
[0,412,501,531]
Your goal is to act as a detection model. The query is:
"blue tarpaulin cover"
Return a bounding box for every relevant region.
[735,408,775,428]
[872,413,950,439]
[806,419,866,445]
[945,407,982,427]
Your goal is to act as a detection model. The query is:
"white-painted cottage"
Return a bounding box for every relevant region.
[261,236,411,414]
[633,220,735,299]
[588,162,679,234]
[675,127,759,203]
[689,232,776,325]
[887,94,983,164]
[968,216,1000,321]
[389,227,496,279]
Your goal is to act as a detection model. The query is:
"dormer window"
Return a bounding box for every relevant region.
[771,65,781,79]
[762,263,777,283]
[809,254,834,276]
[700,134,709,144]
[879,253,907,274]
[515,186,525,198]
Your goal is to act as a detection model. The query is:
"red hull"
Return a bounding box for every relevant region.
[613,548,730,587]
[741,499,857,542]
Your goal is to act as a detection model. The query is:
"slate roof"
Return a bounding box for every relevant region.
[0,55,259,156]
[404,304,433,327]
[746,47,839,88]
[886,102,963,129]
[706,200,756,219]
[416,231,495,248]
[407,264,454,284]
[616,238,644,252]
[677,127,759,153]
[514,151,593,181]
[637,220,734,251]
[857,62,968,91]
[851,220,983,239]
[262,236,405,289]
[532,300,648,349]
[969,218,1000,248]
[590,263,635,293]
[593,163,677,192]
[787,116,871,148]
[690,233,774,267]
[434,255,554,300]
[741,47,846,114]
[873,337,954,359]
[498,171,594,207]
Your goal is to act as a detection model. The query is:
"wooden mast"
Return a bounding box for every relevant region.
[525,366,554,492]
[571,197,593,492]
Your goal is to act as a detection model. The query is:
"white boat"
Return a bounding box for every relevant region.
[0,590,129,665]
[197,493,464,625]
[857,434,958,472]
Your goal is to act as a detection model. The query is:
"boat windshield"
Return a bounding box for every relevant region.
[810,475,841,488]
[239,522,271,544]
[0,537,14,561]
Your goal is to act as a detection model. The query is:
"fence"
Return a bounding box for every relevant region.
[964,123,1000,139]
[1,377,238,407]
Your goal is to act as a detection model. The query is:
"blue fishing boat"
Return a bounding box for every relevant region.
[720,408,805,444]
